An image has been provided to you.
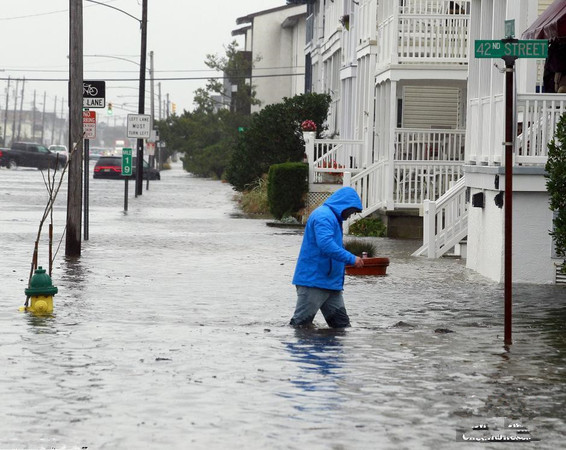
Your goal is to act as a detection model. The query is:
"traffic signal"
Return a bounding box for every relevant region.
[107,102,113,115]
[172,103,176,114]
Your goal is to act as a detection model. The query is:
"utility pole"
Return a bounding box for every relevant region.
[135,0,148,196]
[17,77,25,142]
[32,91,37,142]
[3,76,10,145]
[41,91,47,144]
[149,50,155,168]
[158,82,162,120]
[66,0,84,257]
[11,78,19,145]
[51,95,57,144]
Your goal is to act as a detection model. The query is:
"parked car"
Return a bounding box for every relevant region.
[93,156,160,180]
[48,144,68,159]
[0,142,67,170]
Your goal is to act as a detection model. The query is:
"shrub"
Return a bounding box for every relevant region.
[238,175,270,215]
[546,112,566,271]
[226,92,332,191]
[344,239,377,257]
[348,217,387,237]
[267,162,308,220]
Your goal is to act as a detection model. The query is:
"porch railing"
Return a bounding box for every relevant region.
[377,0,470,66]
[516,94,566,165]
[412,177,468,258]
[393,128,465,208]
[305,134,364,184]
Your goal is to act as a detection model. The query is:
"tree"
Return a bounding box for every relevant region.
[225,92,332,191]
[153,41,257,178]
[546,113,566,270]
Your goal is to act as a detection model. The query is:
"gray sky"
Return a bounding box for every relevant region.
[0,0,286,128]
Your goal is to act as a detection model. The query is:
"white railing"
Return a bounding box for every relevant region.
[412,177,468,258]
[395,128,466,161]
[349,160,388,217]
[393,162,464,208]
[516,94,566,165]
[376,0,470,66]
[304,133,364,184]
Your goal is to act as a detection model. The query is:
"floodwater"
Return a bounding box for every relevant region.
[1,162,565,449]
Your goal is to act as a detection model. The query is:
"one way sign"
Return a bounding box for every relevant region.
[127,114,152,138]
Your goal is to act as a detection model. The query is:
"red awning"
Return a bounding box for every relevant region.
[522,0,566,39]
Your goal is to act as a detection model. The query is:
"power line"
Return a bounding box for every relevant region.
[0,73,306,83]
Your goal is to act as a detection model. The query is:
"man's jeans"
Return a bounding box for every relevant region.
[290,286,351,328]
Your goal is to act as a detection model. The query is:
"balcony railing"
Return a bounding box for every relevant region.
[377,0,470,66]
[516,94,566,165]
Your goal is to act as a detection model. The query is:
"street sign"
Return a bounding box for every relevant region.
[505,19,515,38]
[127,114,152,138]
[474,39,548,59]
[121,148,133,176]
[82,110,96,139]
[83,80,106,108]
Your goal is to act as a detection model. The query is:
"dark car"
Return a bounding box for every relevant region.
[93,156,160,180]
[0,142,67,170]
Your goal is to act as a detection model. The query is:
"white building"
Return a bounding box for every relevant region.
[233,4,307,113]
[301,0,564,283]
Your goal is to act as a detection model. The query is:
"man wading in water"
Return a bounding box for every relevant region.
[290,187,364,328]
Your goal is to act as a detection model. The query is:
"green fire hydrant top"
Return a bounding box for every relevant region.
[25,266,58,296]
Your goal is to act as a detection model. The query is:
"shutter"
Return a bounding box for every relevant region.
[402,86,461,129]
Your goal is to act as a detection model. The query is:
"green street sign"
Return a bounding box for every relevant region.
[504,19,515,38]
[121,148,133,176]
[474,39,548,59]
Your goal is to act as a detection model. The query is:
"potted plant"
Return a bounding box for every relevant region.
[344,239,390,276]
[320,159,344,183]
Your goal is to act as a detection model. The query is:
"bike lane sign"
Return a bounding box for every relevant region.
[83,80,106,108]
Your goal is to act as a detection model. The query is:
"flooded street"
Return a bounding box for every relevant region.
[1,163,565,449]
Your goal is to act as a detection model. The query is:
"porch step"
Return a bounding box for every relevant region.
[442,237,467,259]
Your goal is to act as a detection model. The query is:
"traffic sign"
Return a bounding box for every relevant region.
[122,148,133,177]
[82,110,96,139]
[504,19,515,38]
[127,114,152,138]
[83,80,106,108]
[474,39,548,59]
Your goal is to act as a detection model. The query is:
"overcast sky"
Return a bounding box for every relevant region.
[0,0,287,128]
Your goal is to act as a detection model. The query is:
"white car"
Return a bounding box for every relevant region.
[48,144,68,159]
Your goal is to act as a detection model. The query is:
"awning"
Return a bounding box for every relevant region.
[522,0,566,40]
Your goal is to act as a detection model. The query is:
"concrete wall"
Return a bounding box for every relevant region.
[466,167,557,283]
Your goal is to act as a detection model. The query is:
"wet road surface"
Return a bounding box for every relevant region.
[1,163,565,449]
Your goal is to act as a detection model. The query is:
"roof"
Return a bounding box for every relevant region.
[236,5,297,25]
[522,0,566,39]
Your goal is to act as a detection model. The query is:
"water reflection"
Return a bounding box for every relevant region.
[282,328,347,412]
[25,314,56,334]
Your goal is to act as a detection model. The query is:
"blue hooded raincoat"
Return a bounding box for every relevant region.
[292,187,363,291]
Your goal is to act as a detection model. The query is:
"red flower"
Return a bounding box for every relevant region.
[301,120,317,132]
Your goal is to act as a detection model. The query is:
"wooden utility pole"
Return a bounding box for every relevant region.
[3,76,10,145]
[17,77,25,141]
[135,0,148,196]
[66,0,83,257]
[41,91,47,144]
[11,78,19,145]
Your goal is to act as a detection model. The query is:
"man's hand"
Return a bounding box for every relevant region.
[354,256,364,268]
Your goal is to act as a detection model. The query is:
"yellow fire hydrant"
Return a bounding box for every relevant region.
[23,266,58,315]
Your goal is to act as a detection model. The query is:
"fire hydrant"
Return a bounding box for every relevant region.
[24,266,58,315]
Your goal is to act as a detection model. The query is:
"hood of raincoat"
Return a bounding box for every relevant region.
[292,187,363,291]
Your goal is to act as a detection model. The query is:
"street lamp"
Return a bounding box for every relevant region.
[85,0,148,196]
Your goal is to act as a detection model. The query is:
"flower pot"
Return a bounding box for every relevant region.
[320,172,343,183]
[345,257,390,276]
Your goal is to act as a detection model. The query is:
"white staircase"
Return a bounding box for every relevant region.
[412,177,468,258]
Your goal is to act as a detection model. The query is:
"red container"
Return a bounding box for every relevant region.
[345,257,390,276]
